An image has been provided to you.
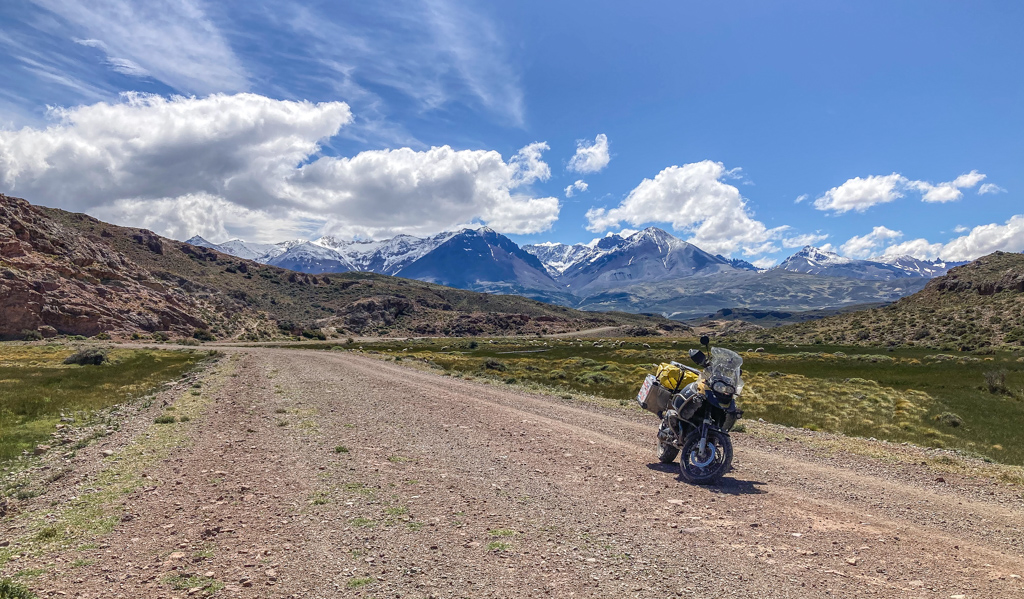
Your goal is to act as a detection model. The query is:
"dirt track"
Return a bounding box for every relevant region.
[14,348,1024,598]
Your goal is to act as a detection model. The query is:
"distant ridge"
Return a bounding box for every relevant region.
[731,251,1024,348]
[185,228,948,319]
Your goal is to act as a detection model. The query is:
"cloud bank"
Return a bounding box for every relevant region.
[813,170,988,213]
[0,92,560,241]
[877,216,1024,262]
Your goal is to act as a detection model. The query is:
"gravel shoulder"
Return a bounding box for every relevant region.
[4,348,1023,598]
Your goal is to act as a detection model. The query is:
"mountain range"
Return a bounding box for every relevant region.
[0,194,672,340]
[186,228,958,318]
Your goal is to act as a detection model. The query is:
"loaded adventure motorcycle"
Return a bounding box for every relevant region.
[636,336,744,484]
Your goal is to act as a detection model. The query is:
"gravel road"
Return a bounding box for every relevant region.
[17,348,1024,598]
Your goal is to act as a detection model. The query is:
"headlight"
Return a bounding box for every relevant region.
[712,381,735,395]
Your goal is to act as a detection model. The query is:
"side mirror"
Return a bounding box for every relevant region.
[700,335,710,348]
[689,349,707,367]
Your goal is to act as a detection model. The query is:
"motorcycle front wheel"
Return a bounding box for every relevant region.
[678,429,733,484]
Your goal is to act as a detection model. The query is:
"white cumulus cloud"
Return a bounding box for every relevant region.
[909,170,986,203]
[584,160,785,256]
[813,170,989,213]
[813,173,907,213]
[567,133,610,174]
[840,226,903,259]
[564,179,588,198]
[879,215,1024,262]
[0,93,560,241]
[509,142,551,186]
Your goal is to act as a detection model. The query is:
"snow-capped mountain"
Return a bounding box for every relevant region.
[217,239,282,261]
[264,241,356,274]
[314,232,456,275]
[776,246,952,280]
[532,228,739,293]
[876,255,966,278]
[717,255,759,271]
[395,228,560,295]
[183,236,298,262]
[183,235,225,253]
[522,234,631,277]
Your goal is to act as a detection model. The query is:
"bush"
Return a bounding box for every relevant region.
[63,349,107,366]
[181,338,200,346]
[483,358,507,371]
[154,415,176,424]
[22,329,43,341]
[151,331,170,342]
[0,577,36,599]
[301,329,327,340]
[935,412,964,428]
[192,329,215,342]
[94,332,111,340]
[575,372,613,385]
[984,370,1008,394]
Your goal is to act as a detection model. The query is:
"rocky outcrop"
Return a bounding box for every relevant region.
[0,195,206,339]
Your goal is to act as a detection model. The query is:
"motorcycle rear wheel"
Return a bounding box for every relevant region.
[657,440,679,463]
[678,429,732,484]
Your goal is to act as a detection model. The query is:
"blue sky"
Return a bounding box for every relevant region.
[0,0,1021,265]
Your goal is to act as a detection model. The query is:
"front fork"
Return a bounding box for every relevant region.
[697,417,712,456]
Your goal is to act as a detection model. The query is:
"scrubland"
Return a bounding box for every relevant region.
[310,337,1024,465]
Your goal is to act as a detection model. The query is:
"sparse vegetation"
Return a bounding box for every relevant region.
[338,337,1024,465]
[0,346,203,462]
[162,573,224,594]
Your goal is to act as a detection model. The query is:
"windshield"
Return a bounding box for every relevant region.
[701,347,744,394]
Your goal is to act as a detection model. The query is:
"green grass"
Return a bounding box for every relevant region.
[338,337,1024,465]
[489,528,517,537]
[0,345,203,462]
[487,541,510,551]
[346,577,375,588]
[162,573,224,594]
[0,577,35,598]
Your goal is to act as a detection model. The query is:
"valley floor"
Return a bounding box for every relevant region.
[3,348,1023,598]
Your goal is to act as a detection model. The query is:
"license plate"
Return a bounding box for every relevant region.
[636,374,656,407]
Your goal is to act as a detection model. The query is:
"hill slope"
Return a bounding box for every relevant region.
[0,195,680,340]
[731,252,1024,349]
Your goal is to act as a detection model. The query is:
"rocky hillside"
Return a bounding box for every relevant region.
[0,195,682,340]
[730,252,1024,349]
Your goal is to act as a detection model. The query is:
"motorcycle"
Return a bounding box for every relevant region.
[636,335,744,484]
